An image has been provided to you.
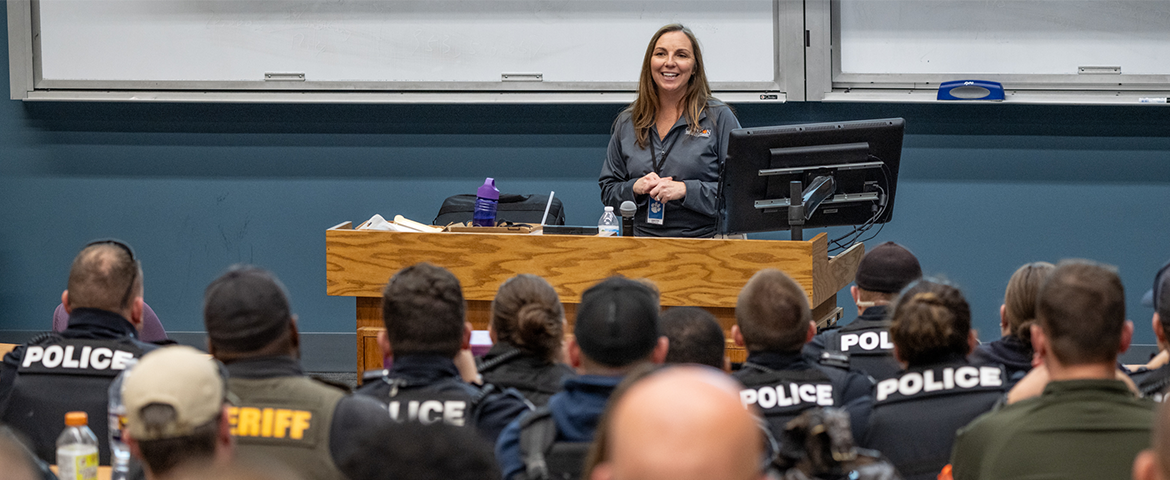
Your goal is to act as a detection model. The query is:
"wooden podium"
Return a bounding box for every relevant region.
[326,222,864,375]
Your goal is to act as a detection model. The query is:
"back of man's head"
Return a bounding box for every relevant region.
[124,346,228,478]
[381,263,466,358]
[67,240,143,313]
[204,266,293,357]
[736,269,810,353]
[854,242,922,299]
[574,277,661,369]
[660,307,725,370]
[591,367,766,480]
[1037,260,1126,366]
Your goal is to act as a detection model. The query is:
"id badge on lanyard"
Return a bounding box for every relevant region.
[648,134,675,226]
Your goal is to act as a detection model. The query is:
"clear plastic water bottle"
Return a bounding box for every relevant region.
[108,358,137,480]
[598,206,620,237]
[57,411,99,480]
[472,177,499,227]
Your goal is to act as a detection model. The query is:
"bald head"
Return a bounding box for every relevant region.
[593,367,766,480]
[66,241,143,314]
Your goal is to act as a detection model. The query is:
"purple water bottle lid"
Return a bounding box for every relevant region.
[478,178,499,200]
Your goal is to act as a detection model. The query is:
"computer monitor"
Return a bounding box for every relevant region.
[718,117,904,237]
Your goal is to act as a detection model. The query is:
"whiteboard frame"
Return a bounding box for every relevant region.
[807,0,1170,103]
[9,0,802,103]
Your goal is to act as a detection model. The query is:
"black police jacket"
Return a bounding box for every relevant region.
[1130,363,1170,402]
[355,354,532,442]
[477,342,574,407]
[804,306,901,382]
[861,357,1006,480]
[0,308,157,464]
[733,351,874,444]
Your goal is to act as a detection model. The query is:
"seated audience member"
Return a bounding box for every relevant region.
[343,421,501,480]
[969,261,1055,387]
[54,302,169,343]
[495,277,669,480]
[203,266,392,480]
[588,366,768,480]
[122,346,233,480]
[861,279,1004,480]
[0,239,157,464]
[477,274,575,406]
[661,307,728,370]
[1131,260,1170,400]
[357,263,531,442]
[0,427,44,480]
[951,260,1155,480]
[1134,401,1170,480]
[733,269,874,446]
[804,242,923,381]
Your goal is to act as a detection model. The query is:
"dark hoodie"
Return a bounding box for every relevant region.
[969,334,1033,388]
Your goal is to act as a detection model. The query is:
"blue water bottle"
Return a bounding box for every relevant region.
[473,178,499,227]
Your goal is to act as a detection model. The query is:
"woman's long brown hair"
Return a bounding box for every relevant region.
[626,24,712,149]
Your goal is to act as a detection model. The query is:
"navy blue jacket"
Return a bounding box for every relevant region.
[495,374,621,479]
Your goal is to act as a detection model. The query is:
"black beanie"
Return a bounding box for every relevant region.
[574,277,660,367]
[203,266,292,353]
[854,242,923,293]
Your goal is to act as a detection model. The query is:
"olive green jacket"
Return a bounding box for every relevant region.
[951,379,1154,480]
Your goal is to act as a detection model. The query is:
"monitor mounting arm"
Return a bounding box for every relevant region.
[787,176,836,241]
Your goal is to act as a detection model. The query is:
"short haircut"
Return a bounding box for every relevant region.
[134,406,220,477]
[889,279,972,365]
[735,269,811,353]
[1036,260,1126,366]
[382,263,466,358]
[67,241,143,312]
[203,266,293,354]
[490,274,565,363]
[660,307,725,369]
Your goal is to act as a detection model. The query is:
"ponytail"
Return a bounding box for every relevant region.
[490,274,565,363]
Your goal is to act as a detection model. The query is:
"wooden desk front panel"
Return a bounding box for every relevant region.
[328,230,817,309]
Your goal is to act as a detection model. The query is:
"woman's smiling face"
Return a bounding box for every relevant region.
[651,31,695,96]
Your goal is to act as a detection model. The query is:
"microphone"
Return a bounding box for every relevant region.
[619,201,637,237]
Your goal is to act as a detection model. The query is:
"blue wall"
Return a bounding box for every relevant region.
[4,19,1170,354]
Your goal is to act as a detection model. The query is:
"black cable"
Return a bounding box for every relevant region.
[827,160,891,253]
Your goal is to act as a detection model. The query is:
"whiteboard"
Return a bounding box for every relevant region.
[34,0,777,88]
[834,0,1170,80]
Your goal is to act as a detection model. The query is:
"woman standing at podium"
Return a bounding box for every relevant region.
[599,24,740,238]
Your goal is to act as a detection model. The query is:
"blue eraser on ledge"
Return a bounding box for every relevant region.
[938,80,1005,101]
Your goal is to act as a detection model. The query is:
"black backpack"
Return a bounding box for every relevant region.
[433,194,566,226]
[515,407,590,480]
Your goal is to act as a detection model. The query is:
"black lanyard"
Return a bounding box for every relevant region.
[652,129,678,175]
